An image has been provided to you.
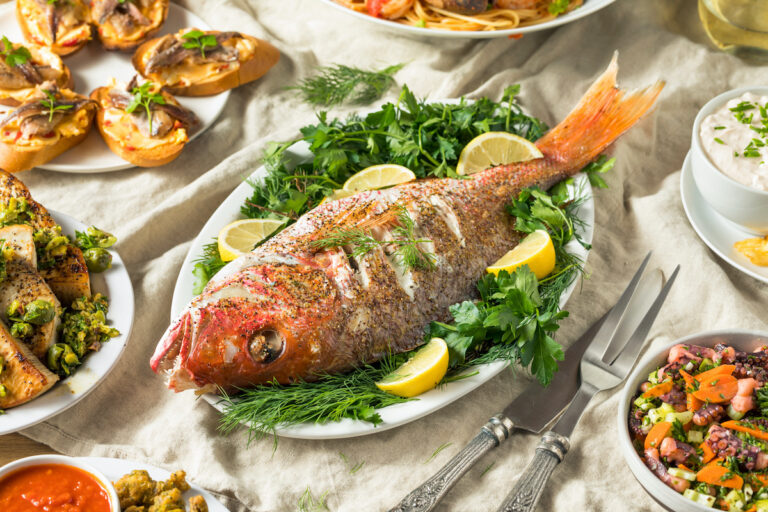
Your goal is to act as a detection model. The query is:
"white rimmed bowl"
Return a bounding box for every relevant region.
[691,87,768,235]
[617,330,768,512]
[0,455,121,511]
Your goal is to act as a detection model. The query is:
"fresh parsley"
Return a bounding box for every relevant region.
[40,89,73,123]
[548,0,572,15]
[757,386,768,416]
[0,36,31,68]
[125,81,165,136]
[671,419,687,443]
[290,63,404,107]
[181,30,218,59]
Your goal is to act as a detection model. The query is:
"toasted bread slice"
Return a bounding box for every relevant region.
[0,260,61,360]
[0,44,74,107]
[16,0,92,56]
[132,29,279,97]
[0,86,97,173]
[91,0,169,52]
[91,81,196,167]
[0,171,91,304]
[0,320,58,409]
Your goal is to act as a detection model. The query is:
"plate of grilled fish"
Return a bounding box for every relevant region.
[0,2,279,172]
[0,171,133,434]
[157,58,662,438]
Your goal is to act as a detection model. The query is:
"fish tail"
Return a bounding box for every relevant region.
[535,53,664,175]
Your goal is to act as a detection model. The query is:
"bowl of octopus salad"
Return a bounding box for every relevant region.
[618,330,768,511]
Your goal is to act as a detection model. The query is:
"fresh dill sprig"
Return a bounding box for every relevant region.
[311,205,436,271]
[290,63,404,107]
[480,462,496,477]
[297,487,330,512]
[424,442,452,464]
[339,453,365,475]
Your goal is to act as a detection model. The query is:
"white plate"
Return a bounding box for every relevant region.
[317,0,616,39]
[0,211,135,435]
[170,100,593,439]
[79,456,229,512]
[0,3,229,173]
[680,151,768,284]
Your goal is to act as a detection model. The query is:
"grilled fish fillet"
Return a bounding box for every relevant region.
[0,224,37,266]
[151,56,664,393]
[0,320,58,409]
[0,170,91,305]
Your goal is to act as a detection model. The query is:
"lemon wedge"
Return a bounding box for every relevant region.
[342,164,416,192]
[376,337,449,398]
[218,219,284,262]
[487,230,556,279]
[456,132,543,176]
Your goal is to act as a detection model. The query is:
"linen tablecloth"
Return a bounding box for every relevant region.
[7,0,767,509]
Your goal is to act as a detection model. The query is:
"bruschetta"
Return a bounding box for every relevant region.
[0,83,97,173]
[0,170,91,304]
[16,0,92,56]
[0,37,73,106]
[132,28,279,96]
[90,0,169,52]
[91,77,199,167]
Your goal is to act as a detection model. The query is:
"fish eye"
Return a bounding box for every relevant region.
[249,330,284,364]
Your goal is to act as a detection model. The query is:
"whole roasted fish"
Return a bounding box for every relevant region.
[152,57,664,393]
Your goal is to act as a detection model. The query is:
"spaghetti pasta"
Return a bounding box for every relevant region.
[333,0,583,32]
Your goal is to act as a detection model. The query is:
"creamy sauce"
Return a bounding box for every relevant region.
[101,108,187,150]
[0,108,91,147]
[700,91,768,191]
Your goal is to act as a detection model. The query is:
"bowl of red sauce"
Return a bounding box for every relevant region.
[0,455,120,512]
[618,330,768,512]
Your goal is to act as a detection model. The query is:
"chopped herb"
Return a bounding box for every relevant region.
[125,81,165,136]
[40,89,73,123]
[181,30,218,59]
[480,462,496,477]
[671,419,687,443]
[548,0,571,15]
[0,36,31,68]
[714,137,725,145]
[714,125,726,130]
[290,63,404,107]
[297,487,330,512]
[424,442,452,464]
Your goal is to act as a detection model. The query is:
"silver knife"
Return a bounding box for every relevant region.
[389,254,661,512]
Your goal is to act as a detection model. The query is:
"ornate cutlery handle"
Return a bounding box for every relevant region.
[389,415,514,512]
[495,431,570,512]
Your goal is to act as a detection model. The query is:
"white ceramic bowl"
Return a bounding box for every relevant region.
[617,330,768,512]
[0,455,121,511]
[691,87,768,235]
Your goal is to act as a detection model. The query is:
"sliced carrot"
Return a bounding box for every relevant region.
[678,464,693,472]
[692,374,738,403]
[687,392,703,413]
[745,507,757,512]
[644,421,672,451]
[680,369,696,388]
[752,473,768,487]
[700,441,716,464]
[694,364,735,383]
[721,420,768,442]
[696,458,743,489]
[642,380,674,399]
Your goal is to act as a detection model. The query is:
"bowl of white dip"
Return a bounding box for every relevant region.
[692,87,768,235]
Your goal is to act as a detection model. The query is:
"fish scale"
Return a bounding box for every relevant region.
[151,56,664,393]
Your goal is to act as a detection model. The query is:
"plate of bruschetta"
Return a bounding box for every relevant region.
[0,170,134,434]
[0,1,280,173]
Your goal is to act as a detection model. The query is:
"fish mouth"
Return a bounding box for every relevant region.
[150,310,206,392]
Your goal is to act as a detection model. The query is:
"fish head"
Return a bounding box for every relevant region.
[151,259,342,393]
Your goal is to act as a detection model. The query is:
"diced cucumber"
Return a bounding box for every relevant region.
[668,467,696,481]
[756,499,768,512]
[664,410,694,425]
[728,404,746,421]
[634,396,655,411]
[687,430,704,444]
[648,369,659,385]
[683,489,716,507]
[724,489,745,511]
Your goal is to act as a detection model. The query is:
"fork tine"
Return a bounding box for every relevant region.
[587,252,652,360]
[611,265,680,377]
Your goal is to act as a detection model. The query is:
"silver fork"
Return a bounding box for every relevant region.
[495,264,680,512]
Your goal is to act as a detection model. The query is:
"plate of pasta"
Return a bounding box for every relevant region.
[319,0,615,37]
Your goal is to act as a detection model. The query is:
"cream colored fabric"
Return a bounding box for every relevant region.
[10,0,768,510]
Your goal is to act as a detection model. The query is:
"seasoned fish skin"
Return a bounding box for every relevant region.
[152,57,664,392]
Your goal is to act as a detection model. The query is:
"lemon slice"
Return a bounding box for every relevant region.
[342,164,416,193]
[456,132,543,176]
[218,219,284,262]
[376,338,449,398]
[318,189,354,206]
[487,230,556,280]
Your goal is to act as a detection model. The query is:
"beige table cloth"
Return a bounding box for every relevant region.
[7,0,767,509]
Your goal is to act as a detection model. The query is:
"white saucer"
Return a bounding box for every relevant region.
[680,151,768,284]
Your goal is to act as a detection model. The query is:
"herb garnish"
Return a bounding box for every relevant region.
[290,63,404,107]
[548,0,572,15]
[125,81,165,136]
[714,137,725,145]
[311,205,436,271]
[40,90,72,123]
[0,36,31,68]
[297,487,330,512]
[181,30,217,59]
[424,442,452,464]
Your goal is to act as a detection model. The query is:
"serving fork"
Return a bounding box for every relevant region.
[495,263,680,512]
[389,253,670,512]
